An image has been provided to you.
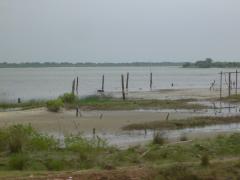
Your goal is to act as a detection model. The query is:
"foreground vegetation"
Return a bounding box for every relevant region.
[0,93,206,111]
[122,116,240,130]
[0,125,240,179]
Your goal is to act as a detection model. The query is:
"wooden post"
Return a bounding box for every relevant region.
[236,70,238,95]
[150,72,152,90]
[102,74,104,92]
[166,113,170,121]
[93,128,96,138]
[121,74,125,100]
[72,78,75,95]
[220,71,222,100]
[228,72,231,97]
[76,77,79,95]
[76,107,79,117]
[126,72,129,91]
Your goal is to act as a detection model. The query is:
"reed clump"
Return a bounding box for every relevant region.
[122,116,240,131]
[46,99,64,112]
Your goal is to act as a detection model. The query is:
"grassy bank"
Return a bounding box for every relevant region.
[221,94,240,103]
[0,125,240,179]
[70,95,206,110]
[0,100,46,110]
[0,94,206,111]
[155,159,240,180]
[122,116,240,130]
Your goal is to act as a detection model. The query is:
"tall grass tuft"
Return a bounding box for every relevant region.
[201,154,210,166]
[59,93,77,104]
[153,132,166,145]
[8,153,29,170]
[7,125,33,153]
[46,99,63,112]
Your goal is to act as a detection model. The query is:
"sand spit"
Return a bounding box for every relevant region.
[0,108,192,134]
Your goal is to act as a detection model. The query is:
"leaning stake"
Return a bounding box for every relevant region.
[121,74,126,100]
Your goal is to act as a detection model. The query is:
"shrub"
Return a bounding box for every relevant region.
[153,132,166,145]
[65,134,108,169]
[8,153,29,170]
[59,93,76,104]
[65,134,107,152]
[44,158,64,171]
[7,125,34,153]
[180,134,188,141]
[235,160,240,168]
[4,124,58,153]
[0,129,8,152]
[46,99,63,112]
[201,154,210,166]
[27,134,57,151]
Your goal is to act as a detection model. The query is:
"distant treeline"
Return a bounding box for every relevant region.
[183,58,240,68]
[0,62,183,68]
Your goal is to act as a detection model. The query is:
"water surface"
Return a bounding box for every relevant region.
[0,66,237,101]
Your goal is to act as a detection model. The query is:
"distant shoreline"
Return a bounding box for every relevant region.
[0,62,184,68]
[182,59,240,68]
[1,60,240,68]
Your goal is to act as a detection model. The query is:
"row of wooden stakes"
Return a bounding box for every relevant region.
[70,72,154,100]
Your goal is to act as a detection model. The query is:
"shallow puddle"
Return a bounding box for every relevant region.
[135,100,240,117]
[50,122,240,148]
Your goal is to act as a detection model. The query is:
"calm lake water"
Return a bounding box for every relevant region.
[0,66,237,102]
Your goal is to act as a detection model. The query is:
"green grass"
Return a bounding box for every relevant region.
[0,125,240,179]
[0,100,46,110]
[222,94,240,103]
[122,116,240,130]
[75,95,206,110]
[155,159,240,180]
[0,94,207,111]
[46,99,64,112]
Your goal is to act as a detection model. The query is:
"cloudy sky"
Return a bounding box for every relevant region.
[0,0,240,63]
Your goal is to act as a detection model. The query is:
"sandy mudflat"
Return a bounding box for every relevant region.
[0,88,232,135]
[107,88,228,100]
[0,88,238,147]
[0,108,194,134]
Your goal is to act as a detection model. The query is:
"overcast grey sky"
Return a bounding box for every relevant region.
[0,0,240,63]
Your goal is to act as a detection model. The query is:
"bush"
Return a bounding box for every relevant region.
[7,125,34,153]
[46,99,63,112]
[65,134,108,168]
[153,132,166,145]
[201,154,210,166]
[44,158,64,171]
[0,129,8,152]
[27,134,57,151]
[8,153,29,170]
[59,93,76,104]
[180,134,188,141]
[65,134,107,152]
[4,124,58,153]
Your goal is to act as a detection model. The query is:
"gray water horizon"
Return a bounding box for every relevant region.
[0,66,238,102]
